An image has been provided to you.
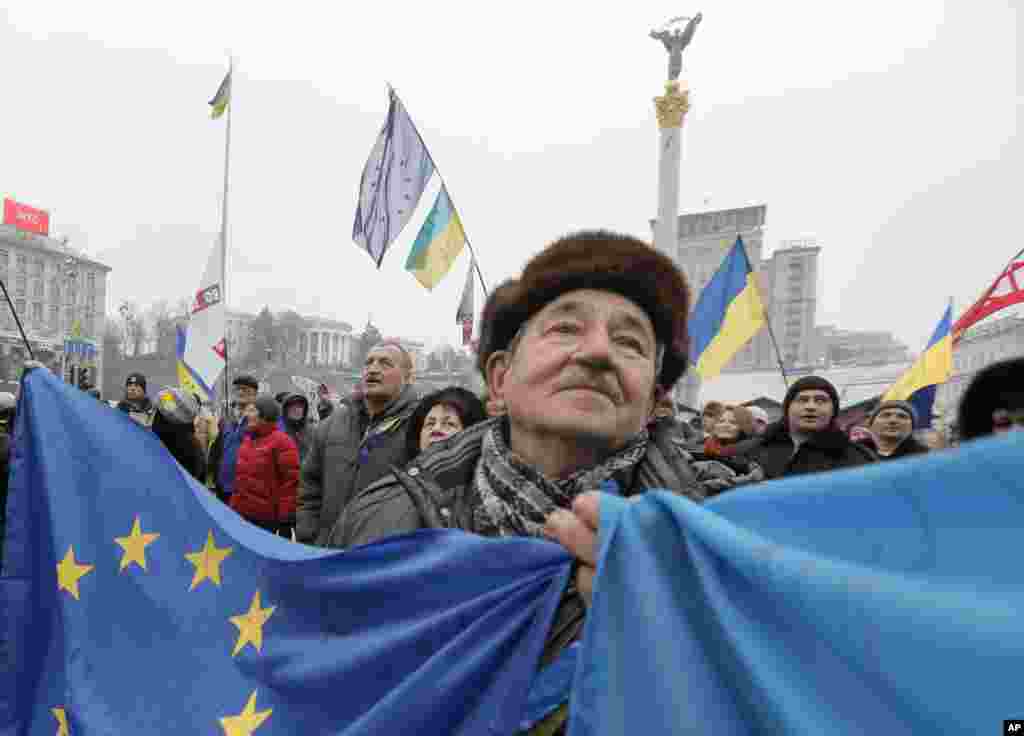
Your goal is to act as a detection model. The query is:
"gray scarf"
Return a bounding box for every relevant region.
[472,420,648,537]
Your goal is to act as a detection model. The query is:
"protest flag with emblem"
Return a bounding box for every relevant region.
[352,89,435,267]
[181,237,226,401]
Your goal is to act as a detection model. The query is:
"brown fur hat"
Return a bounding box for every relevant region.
[476,230,691,389]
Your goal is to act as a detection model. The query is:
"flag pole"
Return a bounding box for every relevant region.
[219,56,234,420]
[738,237,788,391]
[387,84,489,298]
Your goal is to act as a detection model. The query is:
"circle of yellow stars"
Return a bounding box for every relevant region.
[53,520,280,733]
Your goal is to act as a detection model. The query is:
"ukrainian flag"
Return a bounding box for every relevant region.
[882,304,953,428]
[405,185,466,290]
[175,325,210,402]
[209,70,231,120]
[689,237,767,380]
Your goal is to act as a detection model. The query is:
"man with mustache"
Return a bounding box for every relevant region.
[745,376,877,480]
[330,232,708,732]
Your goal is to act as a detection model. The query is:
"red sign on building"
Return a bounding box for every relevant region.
[3,198,50,236]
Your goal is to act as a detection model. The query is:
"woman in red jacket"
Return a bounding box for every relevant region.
[230,395,300,537]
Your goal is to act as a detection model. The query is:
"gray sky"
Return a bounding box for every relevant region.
[0,0,1019,352]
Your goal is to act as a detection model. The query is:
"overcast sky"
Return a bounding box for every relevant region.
[0,0,1019,352]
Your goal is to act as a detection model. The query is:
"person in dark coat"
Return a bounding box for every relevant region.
[406,386,486,459]
[231,395,300,537]
[746,376,876,480]
[866,400,930,460]
[279,393,313,462]
[297,343,420,546]
[0,392,14,572]
[116,372,154,425]
[957,357,1024,441]
[151,387,205,482]
[217,374,260,505]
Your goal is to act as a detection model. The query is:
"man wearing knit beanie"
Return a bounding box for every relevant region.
[747,375,876,479]
[867,400,929,461]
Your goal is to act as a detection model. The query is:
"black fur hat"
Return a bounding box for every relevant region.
[475,230,691,389]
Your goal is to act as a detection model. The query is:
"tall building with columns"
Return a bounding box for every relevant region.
[298,317,355,369]
[0,224,110,384]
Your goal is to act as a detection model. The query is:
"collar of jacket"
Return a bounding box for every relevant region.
[760,420,853,453]
[248,422,276,438]
[359,384,419,424]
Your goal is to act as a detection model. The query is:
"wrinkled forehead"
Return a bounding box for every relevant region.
[366,345,403,364]
[531,289,655,336]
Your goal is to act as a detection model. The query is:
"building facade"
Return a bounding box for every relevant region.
[816,325,909,368]
[761,241,821,369]
[939,314,1024,423]
[0,224,110,385]
[298,318,355,369]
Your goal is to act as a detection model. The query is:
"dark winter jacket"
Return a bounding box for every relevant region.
[333,416,707,549]
[279,394,312,462]
[116,396,154,417]
[230,422,300,525]
[218,417,248,499]
[330,416,706,680]
[297,384,419,546]
[745,421,877,480]
[0,432,9,571]
[877,435,930,461]
[151,411,205,482]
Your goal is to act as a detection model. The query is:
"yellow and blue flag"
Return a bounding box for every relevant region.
[209,70,231,120]
[353,90,436,266]
[405,186,466,290]
[175,325,211,402]
[883,304,952,428]
[0,368,573,734]
[688,237,767,380]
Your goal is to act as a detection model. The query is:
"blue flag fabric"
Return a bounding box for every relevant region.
[568,432,1024,735]
[0,369,572,735]
[352,90,436,267]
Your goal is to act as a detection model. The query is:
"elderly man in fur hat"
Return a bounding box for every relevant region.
[331,231,712,724]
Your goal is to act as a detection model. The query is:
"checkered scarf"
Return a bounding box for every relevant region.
[472,419,648,538]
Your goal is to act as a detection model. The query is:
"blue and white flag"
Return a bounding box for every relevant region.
[569,434,1024,735]
[352,90,435,266]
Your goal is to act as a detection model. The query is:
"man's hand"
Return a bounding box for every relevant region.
[545,492,601,606]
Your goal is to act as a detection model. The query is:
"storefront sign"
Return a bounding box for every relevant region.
[3,198,50,236]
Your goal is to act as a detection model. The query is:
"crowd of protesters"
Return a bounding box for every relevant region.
[1,230,1022,735]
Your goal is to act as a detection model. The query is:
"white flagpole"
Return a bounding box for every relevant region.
[219,56,234,417]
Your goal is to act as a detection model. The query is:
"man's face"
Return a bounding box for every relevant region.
[125,383,144,401]
[713,410,740,442]
[236,385,258,404]
[489,289,659,452]
[243,403,260,426]
[286,403,306,422]
[787,389,834,433]
[871,408,913,442]
[362,346,407,404]
[652,396,675,421]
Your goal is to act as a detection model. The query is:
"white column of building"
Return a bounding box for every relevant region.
[653,80,699,407]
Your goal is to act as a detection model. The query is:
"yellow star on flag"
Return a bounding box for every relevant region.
[114,516,160,572]
[52,707,70,736]
[56,546,94,600]
[230,590,276,657]
[184,531,233,591]
[219,690,271,736]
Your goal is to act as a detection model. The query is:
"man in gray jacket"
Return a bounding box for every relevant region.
[296,341,419,546]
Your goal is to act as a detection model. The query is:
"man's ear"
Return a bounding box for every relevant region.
[486,350,512,403]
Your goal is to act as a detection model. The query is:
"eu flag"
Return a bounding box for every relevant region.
[0,368,571,734]
[352,90,436,267]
